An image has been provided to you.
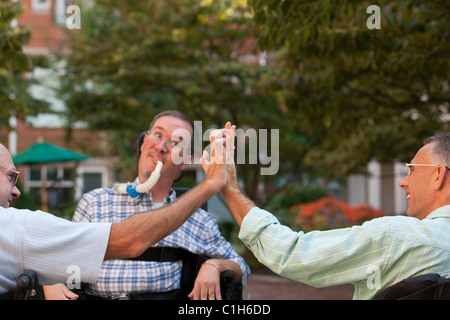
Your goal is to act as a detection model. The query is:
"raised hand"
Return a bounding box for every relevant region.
[201,122,236,192]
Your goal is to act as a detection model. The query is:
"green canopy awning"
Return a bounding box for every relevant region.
[13,142,88,165]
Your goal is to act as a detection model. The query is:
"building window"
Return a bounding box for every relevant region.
[54,0,68,25]
[32,0,52,14]
[83,172,102,192]
[26,164,77,217]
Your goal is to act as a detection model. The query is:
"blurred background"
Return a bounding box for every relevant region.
[1,1,449,254]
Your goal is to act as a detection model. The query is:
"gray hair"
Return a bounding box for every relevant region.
[424,132,450,166]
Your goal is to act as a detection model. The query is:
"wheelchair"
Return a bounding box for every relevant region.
[76,131,242,300]
[373,273,450,300]
[75,185,242,300]
[1,270,45,300]
[7,131,242,300]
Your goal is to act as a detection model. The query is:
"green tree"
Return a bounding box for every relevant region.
[59,0,291,204]
[0,0,48,127]
[250,0,450,179]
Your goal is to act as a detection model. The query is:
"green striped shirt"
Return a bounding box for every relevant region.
[239,205,450,299]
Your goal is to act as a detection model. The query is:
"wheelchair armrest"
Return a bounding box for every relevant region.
[220,270,242,300]
[220,270,234,283]
[16,270,39,300]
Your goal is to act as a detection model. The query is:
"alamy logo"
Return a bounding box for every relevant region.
[366,5,381,30]
[66,265,81,289]
[66,5,81,30]
[170,121,280,175]
[366,265,381,289]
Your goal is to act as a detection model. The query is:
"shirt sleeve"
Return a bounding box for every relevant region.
[22,210,111,286]
[72,193,93,223]
[239,207,392,288]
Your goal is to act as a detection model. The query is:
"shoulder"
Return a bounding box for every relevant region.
[0,207,32,230]
[362,214,449,247]
[0,206,59,224]
[357,215,416,237]
[81,188,118,201]
[79,188,132,207]
[76,188,131,222]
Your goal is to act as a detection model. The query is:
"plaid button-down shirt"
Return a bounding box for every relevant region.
[73,181,250,297]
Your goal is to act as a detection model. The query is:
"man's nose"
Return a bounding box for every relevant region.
[155,139,168,153]
[12,186,21,199]
[398,175,408,189]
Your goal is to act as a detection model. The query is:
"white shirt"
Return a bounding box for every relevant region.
[0,207,111,293]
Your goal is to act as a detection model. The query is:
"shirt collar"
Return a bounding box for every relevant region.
[127,177,176,205]
[426,205,450,220]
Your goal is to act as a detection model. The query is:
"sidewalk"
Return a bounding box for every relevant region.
[243,271,354,300]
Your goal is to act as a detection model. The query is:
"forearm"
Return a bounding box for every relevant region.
[221,186,256,226]
[105,179,220,260]
[205,259,242,282]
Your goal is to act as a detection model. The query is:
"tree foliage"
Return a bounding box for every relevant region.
[0,0,48,126]
[58,0,450,204]
[59,0,287,203]
[250,0,450,179]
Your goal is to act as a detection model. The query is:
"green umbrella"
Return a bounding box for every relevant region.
[13,142,88,165]
[13,142,88,211]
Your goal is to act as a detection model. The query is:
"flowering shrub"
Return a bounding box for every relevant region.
[349,204,385,224]
[289,197,387,231]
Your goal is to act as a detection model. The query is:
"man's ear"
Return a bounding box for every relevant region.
[434,165,447,190]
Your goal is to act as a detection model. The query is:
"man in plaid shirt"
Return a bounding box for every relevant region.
[44,111,249,300]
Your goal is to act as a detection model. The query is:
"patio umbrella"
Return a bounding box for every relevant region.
[13,142,88,164]
[13,142,88,211]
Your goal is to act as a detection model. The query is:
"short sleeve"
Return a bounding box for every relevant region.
[22,210,111,286]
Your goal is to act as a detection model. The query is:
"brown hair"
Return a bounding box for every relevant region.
[148,110,196,155]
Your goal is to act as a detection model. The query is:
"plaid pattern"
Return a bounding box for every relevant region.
[73,180,249,297]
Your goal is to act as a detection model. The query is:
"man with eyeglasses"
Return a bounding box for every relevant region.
[203,131,450,299]
[44,110,249,300]
[401,162,450,220]
[0,123,233,299]
[0,163,21,208]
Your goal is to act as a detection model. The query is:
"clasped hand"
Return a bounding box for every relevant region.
[200,122,236,191]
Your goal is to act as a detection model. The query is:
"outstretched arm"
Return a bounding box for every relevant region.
[201,122,256,226]
[105,127,233,260]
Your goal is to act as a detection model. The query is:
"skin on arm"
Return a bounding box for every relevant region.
[201,122,256,227]
[185,124,244,300]
[44,184,226,300]
[188,258,242,300]
[43,127,232,300]
[105,128,232,260]
[182,124,247,300]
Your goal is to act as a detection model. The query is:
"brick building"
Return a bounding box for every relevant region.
[2,0,118,216]
[18,0,68,55]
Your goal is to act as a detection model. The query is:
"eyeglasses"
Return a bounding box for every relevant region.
[0,164,20,186]
[146,130,182,150]
[404,163,450,176]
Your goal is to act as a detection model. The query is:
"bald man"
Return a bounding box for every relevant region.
[0,126,232,298]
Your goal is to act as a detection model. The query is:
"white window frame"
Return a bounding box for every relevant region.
[32,0,52,14]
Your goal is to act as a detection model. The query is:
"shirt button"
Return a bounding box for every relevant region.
[147,268,151,273]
